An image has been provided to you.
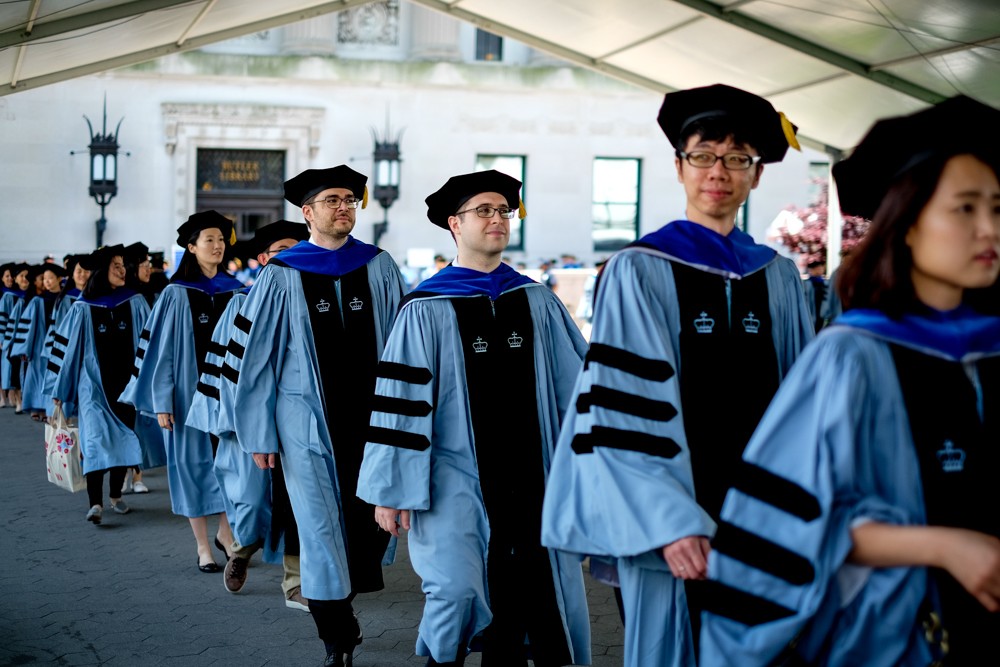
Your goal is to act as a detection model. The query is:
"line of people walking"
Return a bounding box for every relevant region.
[4,82,997,667]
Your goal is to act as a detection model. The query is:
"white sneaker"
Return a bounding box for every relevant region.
[132,480,149,494]
[120,469,133,495]
[86,505,102,525]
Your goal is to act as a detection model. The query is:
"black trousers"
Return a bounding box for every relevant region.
[480,544,572,667]
[86,466,127,508]
[310,594,359,651]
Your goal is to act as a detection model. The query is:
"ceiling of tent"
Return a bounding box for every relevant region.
[2,0,998,152]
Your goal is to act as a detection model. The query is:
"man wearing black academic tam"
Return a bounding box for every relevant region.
[540,83,816,667]
[223,166,404,667]
[358,170,592,667]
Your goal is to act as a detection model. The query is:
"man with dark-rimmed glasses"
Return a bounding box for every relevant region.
[541,84,815,667]
[358,170,592,666]
[221,165,405,667]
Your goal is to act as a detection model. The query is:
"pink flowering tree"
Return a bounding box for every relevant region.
[771,178,870,268]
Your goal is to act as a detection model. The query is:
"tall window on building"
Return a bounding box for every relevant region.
[593,158,640,251]
[474,154,525,250]
[475,29,503,61]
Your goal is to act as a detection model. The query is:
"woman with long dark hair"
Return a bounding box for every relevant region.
[49,246,149,524]
[13,264,67,421]
[124,241,156,308]
[41,255,91,419]
[700,96,1000,665]
[119,241,162,492]
[0,263,18,408]
[121,211,244,573]
[4,264,39,414]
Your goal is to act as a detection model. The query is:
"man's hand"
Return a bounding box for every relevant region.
[157,412,174,431]
[375,506,410,537]
[662,535,711,580]
[252,453,276,470]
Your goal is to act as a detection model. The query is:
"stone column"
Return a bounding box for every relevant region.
[281,15,336,56]
[409,5,461,61]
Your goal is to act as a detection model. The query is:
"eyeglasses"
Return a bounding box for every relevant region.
[676,150,762,171]
[305,195,360,209]
[455,205,516,219]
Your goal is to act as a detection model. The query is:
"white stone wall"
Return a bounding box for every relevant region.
[0,10,827,267]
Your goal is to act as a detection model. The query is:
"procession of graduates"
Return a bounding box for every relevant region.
[1,83,998,667]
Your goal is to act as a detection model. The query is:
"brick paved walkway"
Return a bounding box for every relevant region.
[0,407,623,666]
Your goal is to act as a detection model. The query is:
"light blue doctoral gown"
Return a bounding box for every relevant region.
[4,297,28,391]
[541,239,813,667]
[11,293,60,413]
[120,282,240,517]
[699,311,1000,666]
[357,279,593,665]
[221,249,403,601]
[185,291,277,558]
[42,290,81,417]
[0,290,19,389]
[48,294,148,474]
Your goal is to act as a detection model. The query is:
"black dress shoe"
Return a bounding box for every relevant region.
[322,651,352,667]
[197,558,222,573]
[214,537,231,560]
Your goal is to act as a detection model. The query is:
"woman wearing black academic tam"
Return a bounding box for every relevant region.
[120,211,245,573]
[12,262,66,421]
[39,255,92,419]
[6,264,49,414]
[117,241,159,494]
[0,263,18,408]
[1,264,30,411]
[123,241,156,309]
[700,96,1000,666]
[49,246,150,525]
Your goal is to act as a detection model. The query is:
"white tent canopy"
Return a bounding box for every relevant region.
[2,0,998,152]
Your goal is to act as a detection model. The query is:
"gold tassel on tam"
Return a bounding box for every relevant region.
[229,227,237,245]
[779,112,801,151]
[362,187,369,210]
[518,199,527,219]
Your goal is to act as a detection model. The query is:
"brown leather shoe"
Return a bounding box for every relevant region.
[223,556,249,593]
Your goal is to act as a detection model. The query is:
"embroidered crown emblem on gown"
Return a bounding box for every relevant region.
[937,440,966,473]
[694,311,715,334]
